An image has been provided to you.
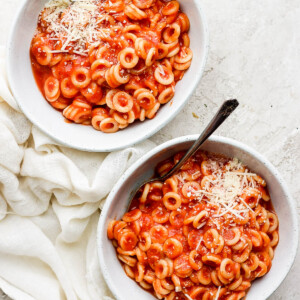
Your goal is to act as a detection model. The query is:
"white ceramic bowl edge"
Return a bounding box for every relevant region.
[97,135,298,300]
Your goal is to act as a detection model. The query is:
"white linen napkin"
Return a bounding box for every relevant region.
[0,46,156,300]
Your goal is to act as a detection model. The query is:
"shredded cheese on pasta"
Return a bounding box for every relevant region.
[41,0,105,55]
[182,157,262,221]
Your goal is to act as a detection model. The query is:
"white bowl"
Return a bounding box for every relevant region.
[6,0,208,152]
[97,135,298,300]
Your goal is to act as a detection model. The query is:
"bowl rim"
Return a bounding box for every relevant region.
[97,134,299,300]
[6,0,209,152]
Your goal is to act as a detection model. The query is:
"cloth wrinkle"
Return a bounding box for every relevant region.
[0,46,155,300]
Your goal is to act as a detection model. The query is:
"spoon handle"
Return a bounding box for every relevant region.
[161,99,239,181]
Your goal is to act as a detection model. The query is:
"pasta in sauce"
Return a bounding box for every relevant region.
[30,0,193,133]
[108,150,279,300]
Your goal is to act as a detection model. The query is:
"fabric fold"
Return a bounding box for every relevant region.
[0,45,156,300]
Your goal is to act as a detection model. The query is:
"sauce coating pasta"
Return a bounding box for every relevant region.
[30,0,192,133]
[108,150,279,299]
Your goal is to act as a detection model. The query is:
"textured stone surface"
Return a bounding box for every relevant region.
[0,0,299,299]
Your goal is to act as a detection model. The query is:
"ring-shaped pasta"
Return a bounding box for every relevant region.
[242,252,259,272]
[91,59,111,82]
[145,48,157,66]
[174,254,193,278]
[32,43,53,66]
[267,212,278,233]
[163,238,183,259]
[107,220,116,240]
[181,32,190,47]
[214,235,225,254]
[138,231,152,252]
[223,227,241,246]
[189,250,203,271]
[255,261,268,277]
[150,225,168,244]
[135,89,156,110]
[190,287,207,299]
[249,229,262,247]
[134,38,151,60]
[176,12,190,32]
[63,98,92,124]
[113,221,127,240]
[140,183,150,203]
[211,270,222,286]
[161,279,174,291]
[119,231,138,251]
[117,254,137,267]
[132,0,153,9]
[163,192,181,210]
[241,188,261,208]
[157,43,169,60]
[118,48,139,69]
[103,0,124,13]
[123,24,141,33]
[91,108,109,130]
[155,259,170,279]
[174,47,193,64]
[81,82,103,104]
[173,60,192,71]
[228,276,243,291]
[135,247,147,264]
[154,65,174,85]
[192,211,208,229]
[232,245,251,263]
[44,76,60,102]
[50,97,71,110]
[71,67,91,89]
[162,1,180,16]
[203,229,220,249]
[112,91,134,113]
[99,117,119,133]
[181,181,201,199]
[202,254,222,266]
[124,32,137,46]
[123,209,142,222]
[112,110,135,125]
[158,87,175,104]
[61,77,79,98]
[163,23,181,44]
[153,278,170,296]
[269,231,279,247]
[166,40,180,58]
[197,266,212,285]
[124,4,147,20]
[105,64,130,88]
[152,206,170,224]
[163,176,178,194]
[169,210,186,228]
[135,262,145,282]
[220,258,236,280]
[49,53,62,67]
[117,247,136,256]
[144,269,155,284]
[139,280,152,290]
[124,264,135,279]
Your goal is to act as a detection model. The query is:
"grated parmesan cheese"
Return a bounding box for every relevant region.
[193,157,261,220]
[39,0,107,55]
[214,286,221,300]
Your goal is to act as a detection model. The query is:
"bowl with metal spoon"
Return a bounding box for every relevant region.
[97,100,298,300]
[125,99,239,210]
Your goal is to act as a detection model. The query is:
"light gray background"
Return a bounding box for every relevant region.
[0,0,299,299]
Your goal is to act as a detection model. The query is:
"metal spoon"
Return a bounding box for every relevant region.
[127,99,239,209]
